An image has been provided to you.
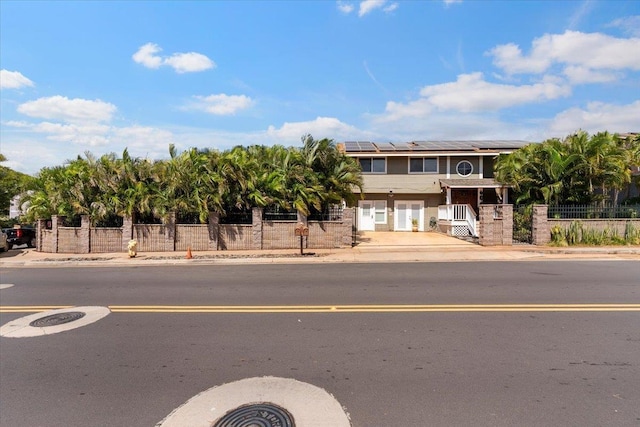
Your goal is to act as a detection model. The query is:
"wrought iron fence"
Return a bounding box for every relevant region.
[262,206,298,221]
[220,210,252,224]
[513,205,532,244]
[548,203,640,219]
[308,206,343,221]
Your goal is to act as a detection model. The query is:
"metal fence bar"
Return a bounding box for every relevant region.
[308,206,344,221]
[548,204,640,219]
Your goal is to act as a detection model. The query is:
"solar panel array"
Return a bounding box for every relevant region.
[342,140,531,152]
[343,141,376,152]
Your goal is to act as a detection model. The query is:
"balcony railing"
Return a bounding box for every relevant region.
[438,204,478,237]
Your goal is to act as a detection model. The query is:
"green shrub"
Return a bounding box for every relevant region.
[566,221,582,245]
[550,225,567,246]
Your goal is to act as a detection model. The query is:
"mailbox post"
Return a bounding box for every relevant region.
[294,222,309,255]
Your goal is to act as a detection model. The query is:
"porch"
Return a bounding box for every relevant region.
[437,204,478,237]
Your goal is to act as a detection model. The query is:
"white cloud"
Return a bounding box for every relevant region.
[562,65,619,84]
[133,43,215,73]
[444,0,463,6]
[381,72,570,119]
[267,117,372,142]
[383,3,398,13]
[567,0,595,30]
[548,100,640,136]
[358,0,398,17]
[337,1,354,14]
[17,96,116,124]
[188,94,254,115]
[164,52,215,74]
[3,119,175,169]
[607,15,640,37]
[0,69,35,90]
[488,31,640,75]
[132,43,164,69]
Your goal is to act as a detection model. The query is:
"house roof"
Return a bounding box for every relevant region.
[340,140,533,154]
[440,178,503,188]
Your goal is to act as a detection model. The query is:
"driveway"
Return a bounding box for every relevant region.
[355,231,476,247]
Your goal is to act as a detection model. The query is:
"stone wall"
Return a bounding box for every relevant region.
[478,204,513,246]
[36,208,354,253]
[91,228,123,253]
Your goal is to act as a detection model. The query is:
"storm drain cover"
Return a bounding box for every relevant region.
[29,311,86,327]
[213,403,294,427]
[0,306,110,338]
[156,377,350,427]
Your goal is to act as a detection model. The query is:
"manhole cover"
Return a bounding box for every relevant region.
[29,311,86,327]
[213,403,294,427]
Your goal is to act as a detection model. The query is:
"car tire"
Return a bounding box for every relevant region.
[28,237,36,248]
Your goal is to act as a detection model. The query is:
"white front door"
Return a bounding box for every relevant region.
[394,200,424,231]
[358,200,375,231]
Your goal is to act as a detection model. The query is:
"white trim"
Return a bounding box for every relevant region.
[446,156,451,179]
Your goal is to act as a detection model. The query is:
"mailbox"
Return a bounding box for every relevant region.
[294,223,309,237]
[294,222,309,255]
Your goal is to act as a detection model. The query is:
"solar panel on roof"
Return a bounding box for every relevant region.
[357,142,376,151]
[344,139,533,152]
[375,143,396,151]
[343,142,361,152]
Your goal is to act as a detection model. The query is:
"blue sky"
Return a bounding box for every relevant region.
[1,0,639,175]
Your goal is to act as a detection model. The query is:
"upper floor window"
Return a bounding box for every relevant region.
[359,157,386,173]
[456,160,473,177]
[409,157,438,173]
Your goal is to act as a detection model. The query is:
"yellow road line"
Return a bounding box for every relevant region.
[108,304,640,313]
[2,304,640,313]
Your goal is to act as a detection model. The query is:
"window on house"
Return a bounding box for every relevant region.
[359,157,386,173]
[374,201,386,223]
[409,157,438,173]
[456,160,473,177]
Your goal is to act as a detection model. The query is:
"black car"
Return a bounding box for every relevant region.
[3,226,36,249]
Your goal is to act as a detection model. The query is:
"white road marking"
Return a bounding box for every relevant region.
[156,376,351,427]
[0,306,110,338]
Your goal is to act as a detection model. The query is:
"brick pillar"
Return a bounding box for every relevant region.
[208,212,220,251]
[501,204,513,246]
[51,215,65,253]
[165,212,176,251]
[478,205,495,246]
[36,219,46,252]
[80,215,91,254]
[343,207,354,247]
[252,207,263,250]
[532,205,550,246]
[122,215,133,252]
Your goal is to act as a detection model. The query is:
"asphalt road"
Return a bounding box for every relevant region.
[1,261,639,426]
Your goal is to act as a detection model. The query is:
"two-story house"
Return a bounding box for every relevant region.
[340,140,532,235]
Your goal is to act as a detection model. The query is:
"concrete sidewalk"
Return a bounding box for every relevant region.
[1,231,638,267]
